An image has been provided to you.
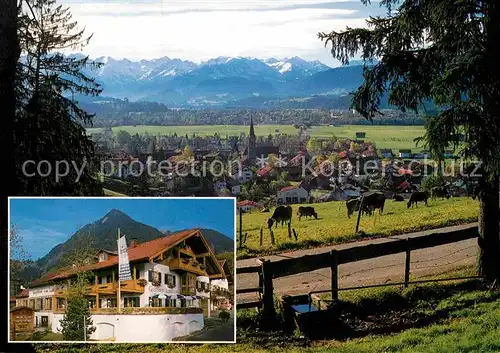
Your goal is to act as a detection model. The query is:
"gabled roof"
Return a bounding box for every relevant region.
[256,165,273,176]
[237,200,263,208]
[30,229,216,287]
[280,185,300,192]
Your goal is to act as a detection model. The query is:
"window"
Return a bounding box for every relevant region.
[124,297,140,308]
[98,276,103,284]
[167,274,176,288]
[41,316,48,327]
[106,275,112,283]
[149,297,160,307]
[167,299,177,307]
[56,298,65,310]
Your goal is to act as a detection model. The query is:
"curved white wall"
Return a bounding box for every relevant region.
[51,313,204,342]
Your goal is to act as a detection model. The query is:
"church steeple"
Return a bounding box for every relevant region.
[248,116,256,164]
[249,115,255,137]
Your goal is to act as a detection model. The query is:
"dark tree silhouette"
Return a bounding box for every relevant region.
[15,0,103,196]
[319,0,500,280]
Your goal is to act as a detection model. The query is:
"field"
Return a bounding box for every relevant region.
[237,197,478,258]
[87,124,426,151]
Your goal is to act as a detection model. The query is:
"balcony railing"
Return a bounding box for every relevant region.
[168,258,207,276]
[54,279,145,297]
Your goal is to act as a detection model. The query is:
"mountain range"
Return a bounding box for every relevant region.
[77,55,375,108]
[17,209,234,284]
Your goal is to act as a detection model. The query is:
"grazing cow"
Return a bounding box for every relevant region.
[392,193,404,202]
[361,191,386,216]
[268,205,292,228]
[297,206,318,221]
[346,198,360,218]
[407,191,429,208]
[346,193,383,218]
[431,187,451,200]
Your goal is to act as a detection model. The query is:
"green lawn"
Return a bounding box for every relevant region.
[87,125,426,151]
[237,197,478,258]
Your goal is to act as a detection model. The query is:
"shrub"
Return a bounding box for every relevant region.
[420,175,445,192]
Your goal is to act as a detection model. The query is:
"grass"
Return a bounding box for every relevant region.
[16,330,63,341]
[87,125,426,151]
[34,267,500,353]
[237,197,478,258]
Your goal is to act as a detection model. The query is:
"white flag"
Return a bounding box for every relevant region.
[118,232,132,282]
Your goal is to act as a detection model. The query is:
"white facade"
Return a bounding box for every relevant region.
[277,187,310,204]
[211,278,229,290]
[49,312,204,342]
[231,167,253,183]
[214,181,241,196]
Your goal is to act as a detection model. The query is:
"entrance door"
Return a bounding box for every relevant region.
[41,316,48,327]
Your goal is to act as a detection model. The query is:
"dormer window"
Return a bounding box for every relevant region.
[98,253,107,262]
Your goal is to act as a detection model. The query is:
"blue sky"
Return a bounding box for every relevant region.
[59,0,388,66]
[10,198,235,261]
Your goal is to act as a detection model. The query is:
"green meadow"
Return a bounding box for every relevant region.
[87,124,426,151]
[237,197,478,258]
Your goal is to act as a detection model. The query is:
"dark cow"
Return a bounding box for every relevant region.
[361,191,386,216]
[297,206,318,221]
[431,187,451,200]
[392,193,404,202]
[407,191,429,208]
[346,198,360,218]
[268,205,292,228]
[346,192,385,218]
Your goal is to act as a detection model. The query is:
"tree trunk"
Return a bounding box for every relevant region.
[476,174,500,281]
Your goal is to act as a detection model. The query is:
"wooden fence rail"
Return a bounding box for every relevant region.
[235,224,479,313]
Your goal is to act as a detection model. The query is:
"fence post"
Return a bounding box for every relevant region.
[239,208,243,249]
[404,239,411,288]
[288,223,292,238]
[330,249,339,301]
[260,228,263,246]
[355,196,365,233]
[259,259,276,329]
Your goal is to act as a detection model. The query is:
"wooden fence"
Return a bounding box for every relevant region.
[236,224,479,320]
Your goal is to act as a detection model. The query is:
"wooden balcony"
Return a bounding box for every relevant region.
[167,257,207,276]
[54,280,145,297]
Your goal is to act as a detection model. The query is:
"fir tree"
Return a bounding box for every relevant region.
[15,0,103,196]
[319,0,500,280]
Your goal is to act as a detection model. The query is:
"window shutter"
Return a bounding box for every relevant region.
[173,275,176,287]
[164,273,167,284]
[148,270,153,282]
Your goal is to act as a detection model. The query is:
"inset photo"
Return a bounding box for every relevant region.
[8,197,236,343]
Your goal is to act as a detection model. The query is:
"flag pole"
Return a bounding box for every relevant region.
[117,227,121,314]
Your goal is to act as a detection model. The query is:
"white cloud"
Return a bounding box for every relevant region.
[60,0,375,65]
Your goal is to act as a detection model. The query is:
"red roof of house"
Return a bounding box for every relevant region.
[16,289,29,298]
[30,229,201,287]
[237,200,263,208]
[256,165,273,176]
[398,168,414,175]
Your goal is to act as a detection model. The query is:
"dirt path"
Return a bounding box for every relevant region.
[236,223,478,303]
